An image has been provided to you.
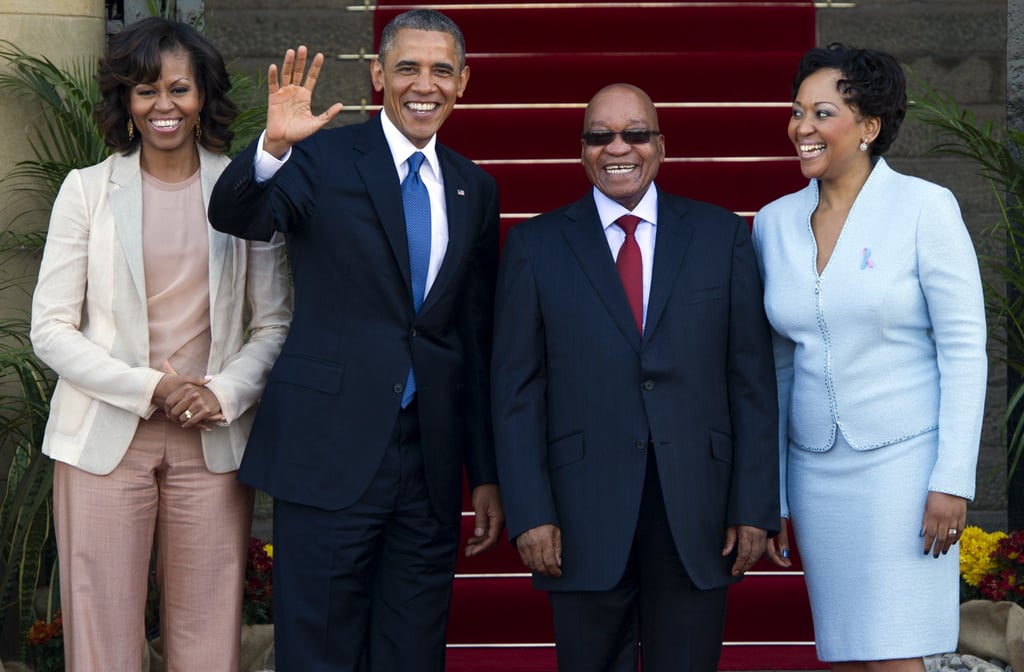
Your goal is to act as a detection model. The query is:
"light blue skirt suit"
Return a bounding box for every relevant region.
[752,158,987,661]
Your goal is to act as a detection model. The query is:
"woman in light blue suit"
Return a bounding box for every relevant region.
[753,44,987,671]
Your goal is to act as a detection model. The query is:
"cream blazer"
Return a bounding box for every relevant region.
[31,146,292,475]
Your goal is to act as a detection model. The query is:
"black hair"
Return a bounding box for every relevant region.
[95,17,236,154]
[792,43,907,156]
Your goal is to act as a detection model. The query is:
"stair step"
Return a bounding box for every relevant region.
[373,5,813,54]
[447,573,814,643]
[442,106,796,161]
[444,644,824,672]
[373,0,813,5]
[479,159,806,218]
[398,51,805,106]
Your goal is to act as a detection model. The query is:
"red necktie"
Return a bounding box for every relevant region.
[615,214,643,333]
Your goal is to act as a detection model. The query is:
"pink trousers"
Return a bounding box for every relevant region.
[54,416,253,672]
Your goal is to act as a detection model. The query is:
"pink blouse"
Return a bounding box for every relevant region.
[141,168,211,379]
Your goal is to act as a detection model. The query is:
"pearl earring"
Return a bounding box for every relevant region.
[859,140,868,152]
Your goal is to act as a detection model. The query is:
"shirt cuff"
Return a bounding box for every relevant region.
[254,129,291,184]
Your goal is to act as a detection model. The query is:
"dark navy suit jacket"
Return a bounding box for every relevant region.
[209,114,499,521]
[492,187,779,591]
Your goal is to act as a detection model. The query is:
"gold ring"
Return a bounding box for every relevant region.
[183,410,193,421]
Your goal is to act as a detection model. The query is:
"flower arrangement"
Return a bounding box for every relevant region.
[244,536,274,625]
[959,526,1021,604]
[25,610,63,672]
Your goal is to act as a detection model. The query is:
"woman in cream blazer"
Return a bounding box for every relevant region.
[30,19,291,671]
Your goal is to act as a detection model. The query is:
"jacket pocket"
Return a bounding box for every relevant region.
[710,430,733,464]
[52,380,95,437]
[271,355,344,393]
[548,432,584,470]
[683,287,725,304]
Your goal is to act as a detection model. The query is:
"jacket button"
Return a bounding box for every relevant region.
[410,328,417,338]
[393,383,404,394]
[642,380,655,391]
[635,440,647,450]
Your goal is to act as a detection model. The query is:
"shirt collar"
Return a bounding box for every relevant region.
[380,111,439,179]
[594,183,659,231]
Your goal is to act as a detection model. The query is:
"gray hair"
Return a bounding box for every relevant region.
[378,9,466,70]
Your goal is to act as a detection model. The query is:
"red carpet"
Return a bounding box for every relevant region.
[372,1,821,669]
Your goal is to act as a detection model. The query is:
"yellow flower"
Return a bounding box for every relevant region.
[960,526,1007,587]
[264,543,273,559]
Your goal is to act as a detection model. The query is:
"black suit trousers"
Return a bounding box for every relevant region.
[271,401,461,672]
[549,447,729,672]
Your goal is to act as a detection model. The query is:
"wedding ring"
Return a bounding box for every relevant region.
[948,528,958,535]
[183,410,193,421]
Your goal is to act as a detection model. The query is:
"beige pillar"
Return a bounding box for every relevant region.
[0,1,104,313]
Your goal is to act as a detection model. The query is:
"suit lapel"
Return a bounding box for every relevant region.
[421,146,467,315]
[109,152,147,308]
[561,197,642,352]
[644,193,694,338]
[355,116,412,296]
[200,148,230,324]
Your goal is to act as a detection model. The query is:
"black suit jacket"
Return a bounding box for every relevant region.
[492,187,779,591]
[209,115,499,520]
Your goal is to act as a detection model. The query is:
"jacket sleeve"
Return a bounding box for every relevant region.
[723,214,781,532]
[30,169,163,418]
[458,175,500,489]
[751,213,793,519]
[917,188,987,500]
[491,225,560,539]
[209,138,321,241]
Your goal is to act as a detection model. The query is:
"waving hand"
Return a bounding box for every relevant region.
[264,46,344,158]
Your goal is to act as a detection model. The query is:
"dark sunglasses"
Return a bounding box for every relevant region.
[581,129,661,146]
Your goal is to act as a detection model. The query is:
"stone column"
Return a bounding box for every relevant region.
[0,0,105,316]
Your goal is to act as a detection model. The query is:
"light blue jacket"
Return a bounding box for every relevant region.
[752,158,987,517]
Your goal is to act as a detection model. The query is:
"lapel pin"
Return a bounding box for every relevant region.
[457,188,465,196]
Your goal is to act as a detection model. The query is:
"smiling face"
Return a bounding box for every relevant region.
[581,85,665,211]
[789,68,879,182]
[371,28,469,149]
[129,48,203,161]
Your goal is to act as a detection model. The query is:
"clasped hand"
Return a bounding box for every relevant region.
[152,362,222,429]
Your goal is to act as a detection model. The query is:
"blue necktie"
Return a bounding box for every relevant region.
[402,151,431,408]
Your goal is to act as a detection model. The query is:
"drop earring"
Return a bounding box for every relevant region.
[195,116,202,141]
[127,118,134,141]
[859,139,868,152]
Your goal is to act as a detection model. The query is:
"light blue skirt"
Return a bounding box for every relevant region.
[788,429,959,661]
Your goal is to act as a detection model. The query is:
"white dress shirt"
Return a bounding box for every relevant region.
[253,115,450,297]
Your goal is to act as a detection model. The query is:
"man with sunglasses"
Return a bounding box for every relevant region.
[492,83,779,672]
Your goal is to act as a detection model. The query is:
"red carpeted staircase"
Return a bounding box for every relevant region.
[369,2,822,669]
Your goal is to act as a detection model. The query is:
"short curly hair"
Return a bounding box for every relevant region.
[95,17,236,154]
[792,43,907,156]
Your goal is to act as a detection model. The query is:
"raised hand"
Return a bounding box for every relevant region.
[264,45,345,158]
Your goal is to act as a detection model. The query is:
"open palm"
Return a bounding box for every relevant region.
[264,46,344,157]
